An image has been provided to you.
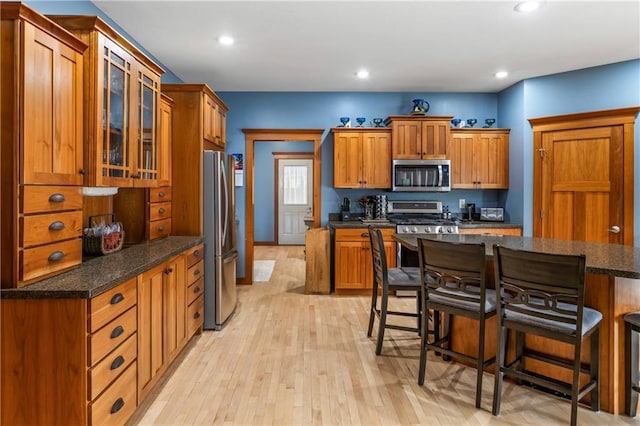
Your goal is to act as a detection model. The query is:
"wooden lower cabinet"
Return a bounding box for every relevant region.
[334,228,396,294]
[1,245,201,425]
[458,226,522,236]
[138,252,187,401]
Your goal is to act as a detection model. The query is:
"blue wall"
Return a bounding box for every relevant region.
[254,141,314,242]
[498,59,640,245]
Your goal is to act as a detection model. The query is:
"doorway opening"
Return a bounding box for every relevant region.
[242,129,323,284]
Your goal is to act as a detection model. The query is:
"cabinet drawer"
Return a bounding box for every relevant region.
[148,218,171,240]
[22,185,83,214]
[149,186,171,203]
[148,201,172,221]
[187,294,204,336]
[187,260,203,286]
[89,277,137,333]
[186,244,204,268]
[89,333,137,401]
[21,210,83,248]
[89,360,137,426]
[21,238,82,282]
[335,228,395,242]
[90,306,137,366]
[187,277,203,306]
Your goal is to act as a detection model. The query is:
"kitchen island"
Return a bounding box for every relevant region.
[394,233,640,415]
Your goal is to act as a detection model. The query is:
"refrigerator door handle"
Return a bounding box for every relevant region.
[220,157,230,244]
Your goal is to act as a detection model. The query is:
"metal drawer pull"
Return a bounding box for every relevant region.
[194,311,200,319]
[194,286,201,293]
[110,355,125,370]
[158,225,165,232]
[48,251,65,262]
[158,191,165,198]
[158,208,165,214]
[110,398,125,414]
[194,249,200,257]
[48,221,65,231]
[360,233,369,238]
[110,325,124,339]
[194,269,201,276]
[48,193,65,203]
[110,293,124,305]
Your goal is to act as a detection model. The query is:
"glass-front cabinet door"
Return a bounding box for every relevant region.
[101,41,132,185]
[135,69,160,185]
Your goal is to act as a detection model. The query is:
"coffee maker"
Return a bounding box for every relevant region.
[340,197,352,221]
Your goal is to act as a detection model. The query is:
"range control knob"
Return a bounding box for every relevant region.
[438,226,445,233]
[411,226,418,233]
[402,226,409,233]
[447,227,454,233]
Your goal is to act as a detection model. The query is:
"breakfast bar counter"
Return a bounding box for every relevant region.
[393,233,640,414]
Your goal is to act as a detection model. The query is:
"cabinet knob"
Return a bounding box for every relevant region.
[48,193,65,203]
[360,232,369,238]
[194,286,201,293]
[158,191,165,198]
[164,267,173,275]
[110,398,125,414]
[194,311,201,319]
[194,269,201,276]
[158,225,165,232]
[194,249,200,257]
[48,251,65,262]
[110,293,124,305]
[110,355,125,370]
[158,208,165,214]
[48,221,65,231]
[79,168,86,175]
[110,325,124,339]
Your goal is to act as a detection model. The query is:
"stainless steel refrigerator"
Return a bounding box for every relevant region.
[203,150,238,330]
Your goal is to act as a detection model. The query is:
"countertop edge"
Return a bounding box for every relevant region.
[1,236,203,300]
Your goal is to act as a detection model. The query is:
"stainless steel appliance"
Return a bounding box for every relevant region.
[203,150,238,330]
[480,207,504,222]
[388,200,459,296]
[391,159,451,192]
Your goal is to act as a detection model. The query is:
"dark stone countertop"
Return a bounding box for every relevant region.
[1,236,203,300]
[393,233,640,279]
[329,220,522,230]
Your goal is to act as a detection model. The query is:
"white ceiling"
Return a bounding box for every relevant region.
[92,0,640,93]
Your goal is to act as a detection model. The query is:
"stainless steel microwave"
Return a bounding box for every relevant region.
[391,159,451,192]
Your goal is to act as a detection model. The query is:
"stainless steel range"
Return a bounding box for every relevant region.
[387,200,460,279]
[388,200,459,235]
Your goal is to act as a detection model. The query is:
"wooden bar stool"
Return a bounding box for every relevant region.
[367,227,422,355]
[624,311,640,417]
[492,246,602,426]
[416,238,496,409]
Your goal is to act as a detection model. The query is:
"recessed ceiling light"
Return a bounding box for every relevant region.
[495,71,509,79]
[356,69,370,79]
[218,35,234,46]
[514,1,543,13]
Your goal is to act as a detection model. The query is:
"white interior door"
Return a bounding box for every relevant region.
[278,159,313,245]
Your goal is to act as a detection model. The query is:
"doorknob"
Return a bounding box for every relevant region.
[608,225,621,233]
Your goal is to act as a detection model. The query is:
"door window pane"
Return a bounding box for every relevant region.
[283,165,307,205]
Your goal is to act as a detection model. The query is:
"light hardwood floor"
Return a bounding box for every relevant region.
[129,246,634,425]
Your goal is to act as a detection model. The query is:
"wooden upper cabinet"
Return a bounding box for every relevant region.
[157,94,173,187]
[1,4,87,185]
[332,128,391,189]
[449,128,510,189]
[47,15,164,188]
[385,116,453,160]
[203,91,228,150]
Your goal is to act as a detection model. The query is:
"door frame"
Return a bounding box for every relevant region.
[530,106,638,246]
[274,153,314,246]
[242,129,323,284]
